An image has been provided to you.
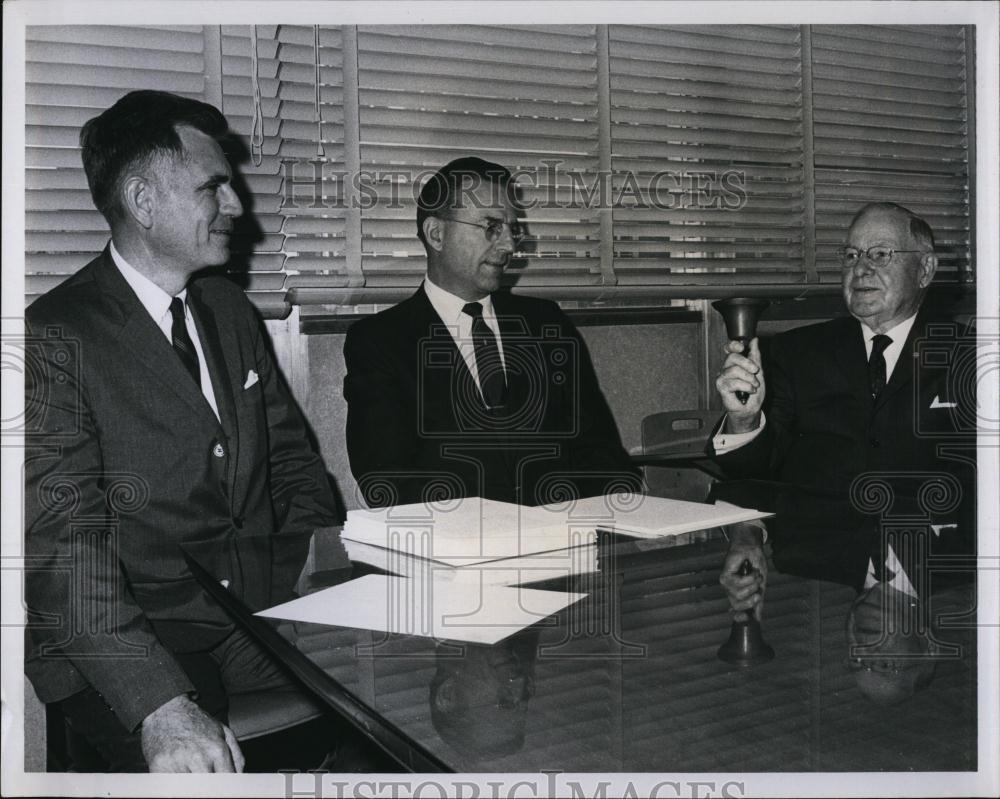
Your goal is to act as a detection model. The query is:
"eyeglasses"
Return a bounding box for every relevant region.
[443,216,526,244]
[837,246,926,268]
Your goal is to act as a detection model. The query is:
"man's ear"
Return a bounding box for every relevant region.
[918,252,938,289]
[423,216,445,253]
[122,174,155,230]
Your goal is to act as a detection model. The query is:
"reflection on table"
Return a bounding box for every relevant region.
[185,494,977,773]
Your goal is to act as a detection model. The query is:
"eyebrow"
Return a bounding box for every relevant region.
[197,173,232,191]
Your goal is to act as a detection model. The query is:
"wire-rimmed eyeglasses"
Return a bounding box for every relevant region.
[443,216,526,244]
[837,246,927,268]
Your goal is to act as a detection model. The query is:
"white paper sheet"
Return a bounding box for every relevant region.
[256,573,587,645]
[532,494,771,538]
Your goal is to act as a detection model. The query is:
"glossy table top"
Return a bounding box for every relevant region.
[186,524,977,773]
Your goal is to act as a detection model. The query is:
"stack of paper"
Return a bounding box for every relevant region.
[342,536,599,587]
[258,494,769,644]
[342,494,770,563]
[342,497,596,566]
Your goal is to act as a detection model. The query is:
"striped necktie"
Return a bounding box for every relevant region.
[462,301,507,408]
[868,334,892,398]
[170,296,201,388]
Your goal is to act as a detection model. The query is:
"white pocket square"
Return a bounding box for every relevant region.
[243,370,259,389]
[929,395,957,409]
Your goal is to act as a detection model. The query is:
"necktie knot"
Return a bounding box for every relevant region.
[462,301,484,319]
[871,334,892,357]
[170,296,187,324]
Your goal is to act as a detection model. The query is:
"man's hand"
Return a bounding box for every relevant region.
[719,524,767,621]
[141,694,245,773]
[715,338,765,431]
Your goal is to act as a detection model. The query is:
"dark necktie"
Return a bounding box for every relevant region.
[462,301,507,408]
[170,296,202,388]
[868,334,892,399]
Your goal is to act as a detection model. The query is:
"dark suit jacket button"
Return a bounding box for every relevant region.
[232,517,244,530]
[213,443,225,458]
[870,438,880,448]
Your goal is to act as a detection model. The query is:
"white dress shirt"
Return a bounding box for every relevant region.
[858,314,917,382]
[423,276,506,394]
[110,242,221,422]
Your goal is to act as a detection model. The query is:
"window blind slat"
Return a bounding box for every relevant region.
[28,40,204,73]
[27,62,206,93]
[28,25,205,50]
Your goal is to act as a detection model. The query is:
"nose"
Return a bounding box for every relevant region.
[850,254,877,277]
[219,183,243,218]
[494,222,517,253]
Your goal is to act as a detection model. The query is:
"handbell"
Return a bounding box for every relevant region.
[717,559,775,667]
[712,297,770,404]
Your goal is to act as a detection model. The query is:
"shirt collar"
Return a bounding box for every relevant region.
[110,241,187,322]
[859,313,917,349]
[423,275,494,324]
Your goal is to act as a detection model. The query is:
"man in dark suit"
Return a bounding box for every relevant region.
[344,157,637,508]
[712,203,975,690]
[24,91,338,771]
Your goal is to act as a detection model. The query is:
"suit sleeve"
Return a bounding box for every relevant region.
[24,319,194,732]
[248,307,338,537]
[556,310,642,492]
[342,323,438,507]
[712,334,795,481]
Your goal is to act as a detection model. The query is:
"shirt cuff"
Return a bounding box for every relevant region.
[712,412,766,454]
[717,509,768,544]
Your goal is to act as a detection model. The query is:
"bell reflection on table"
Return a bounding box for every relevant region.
[429,629,539,759]
[711,478,974,706]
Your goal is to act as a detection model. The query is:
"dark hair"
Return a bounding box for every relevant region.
[416,157,513,248]
[850,202,936,251]
[80,90,229,225]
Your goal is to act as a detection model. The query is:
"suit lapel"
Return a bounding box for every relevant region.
[94,250,222,428]
[874,309,924,412]
[832,317,872,406]
[492,292,534,414]
[188,280,253,517]
[411,286,480,410]
[187,284,237,443]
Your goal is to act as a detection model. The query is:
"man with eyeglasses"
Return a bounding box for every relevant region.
[344,156,638,508]
[710,202,975,702]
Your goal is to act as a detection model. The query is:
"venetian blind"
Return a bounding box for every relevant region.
[25,25,209,303]
[25,24,974,315]
[351,25,604,297]
[608,25,806,287]
[258,26,350,308]
[810,25,972,282]
[220,25,293,317]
